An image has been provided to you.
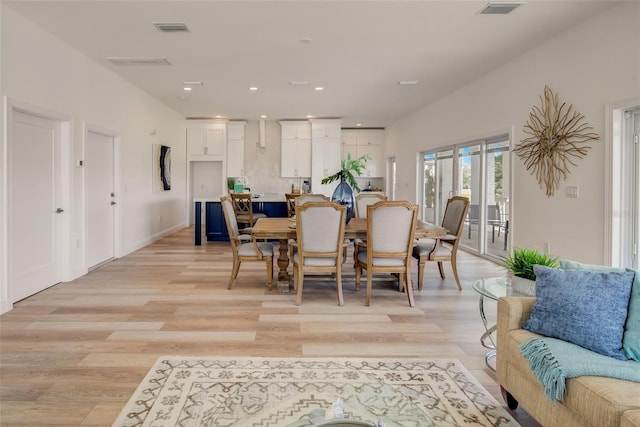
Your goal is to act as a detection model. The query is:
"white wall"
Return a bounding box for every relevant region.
[386,2,640,265]
[0,6,187,312]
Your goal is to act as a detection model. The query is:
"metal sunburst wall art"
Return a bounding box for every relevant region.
[514,85,599,197]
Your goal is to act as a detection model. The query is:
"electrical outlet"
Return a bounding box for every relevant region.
[566,185,579,198]
[543,242,550,253]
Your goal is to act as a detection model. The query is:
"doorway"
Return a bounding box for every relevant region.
[7,105,69,303]
[85,128,118,269]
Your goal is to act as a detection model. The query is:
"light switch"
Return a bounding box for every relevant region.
[566,185,579,198]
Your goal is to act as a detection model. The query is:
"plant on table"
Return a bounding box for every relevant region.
[321,153,371,192]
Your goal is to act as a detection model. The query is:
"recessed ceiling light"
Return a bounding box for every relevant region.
[315,87,324,91]
[260,115,268,119]
[289,81,309,86]
[356,123,362,127]
[306,115,313,119]
[249,87,258,91]
[397,81,419,85]
[215,115,223,118]
[183,87,192,91]
[479,3,523,14]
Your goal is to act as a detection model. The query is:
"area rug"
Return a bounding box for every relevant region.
[113,356,519,427]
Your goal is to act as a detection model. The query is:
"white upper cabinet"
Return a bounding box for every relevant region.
[280,121,312,178]
[187,120,227,160]
[310,119,342,196]
[341,129,385,177]
[227,121,246,177]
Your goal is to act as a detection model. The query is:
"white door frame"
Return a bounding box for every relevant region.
[605,96,640,267]
[1,97,72,314]
[83,123,121,272]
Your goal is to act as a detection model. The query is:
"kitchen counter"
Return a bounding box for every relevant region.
[195,193,286,203]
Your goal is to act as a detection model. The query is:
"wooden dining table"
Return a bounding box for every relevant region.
[251,217,447,284]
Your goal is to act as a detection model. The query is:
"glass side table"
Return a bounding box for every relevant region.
[472,277,534,371]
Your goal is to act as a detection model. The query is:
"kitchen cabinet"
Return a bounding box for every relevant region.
[342,129,385,178]
[310,119,342,196]
[227,121,246,177]
[280,121,311,178]
[187,120,227,160]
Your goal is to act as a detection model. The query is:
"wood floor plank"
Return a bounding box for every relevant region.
[0,226,540,426]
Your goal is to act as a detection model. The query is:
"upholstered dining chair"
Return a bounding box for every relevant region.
[413,196,470,290]
[285,193,301,218]
[295,193,329,206]
[354,201,418,307]
[230,193,266,230]
[355,193,387,218]
[220,196,273,290]
[291,201,347,306]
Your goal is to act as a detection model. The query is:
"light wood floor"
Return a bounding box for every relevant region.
[0,227,540,426]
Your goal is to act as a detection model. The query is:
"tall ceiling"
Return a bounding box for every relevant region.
[3,1,620,127]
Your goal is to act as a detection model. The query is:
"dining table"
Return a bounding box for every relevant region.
[251,216,447,284]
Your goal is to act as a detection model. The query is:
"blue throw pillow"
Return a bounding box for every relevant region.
[523,265,634,360]
[559,259,640,361]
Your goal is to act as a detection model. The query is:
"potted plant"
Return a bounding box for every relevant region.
[502,247,559,295]
[321,153,371,222]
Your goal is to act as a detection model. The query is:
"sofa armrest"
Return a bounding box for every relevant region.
[497,296,536,333]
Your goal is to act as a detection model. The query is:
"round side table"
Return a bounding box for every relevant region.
[472,277,534,371]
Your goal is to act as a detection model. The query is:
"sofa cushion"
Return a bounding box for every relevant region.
[559,259,640,362]
[523,265,634,360]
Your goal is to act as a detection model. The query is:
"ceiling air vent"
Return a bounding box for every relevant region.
[107,57,171,65]
[153,22,190,32]
[479,3,523,14]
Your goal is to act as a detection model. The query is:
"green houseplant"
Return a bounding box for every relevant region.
[321,153,371,192]
[503,247,559,281]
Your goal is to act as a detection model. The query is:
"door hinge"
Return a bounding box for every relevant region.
[634,134,639,144]
[634,243,638,256]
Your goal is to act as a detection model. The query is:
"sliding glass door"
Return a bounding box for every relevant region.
[419,135,510,260]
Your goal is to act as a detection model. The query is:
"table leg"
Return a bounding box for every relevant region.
[276,238,291,292]
[478,295,498,371]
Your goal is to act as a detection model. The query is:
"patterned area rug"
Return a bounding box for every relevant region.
[113,357,519,427]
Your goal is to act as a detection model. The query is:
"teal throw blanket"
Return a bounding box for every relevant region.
[520,337,640,402]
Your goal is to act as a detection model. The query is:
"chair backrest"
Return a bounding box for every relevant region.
[295,193,329,206]
[296,201,346,257]
[220,196,240,244]
[285,193,301,218]
[355,193,387,218]
[442,196,471,238]
[467,204,479,221]
[487,204,501,223]
[367,201,417,256]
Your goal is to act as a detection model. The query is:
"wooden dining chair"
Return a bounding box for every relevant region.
[354,200,418,307]
[285,193,301,218]
[355,193,387,218]
[230,193,266,230]
[220,196,273,290]
[291,201,347,306]
[413,196,470,290]
[295,193,329,206]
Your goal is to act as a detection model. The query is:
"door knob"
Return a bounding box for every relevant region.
[111,201,117,205]
[56,208,64,213]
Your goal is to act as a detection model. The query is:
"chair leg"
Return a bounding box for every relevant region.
[398,273,405,292]
[295,265,304,306]
[266,257,273,291]
[437,261,446,279]
[228,259,241,289]
[336,266,344,306]
[417,257,425,291]
[404,266,415,307]
[355,265,361,292]
[365,270,373,306]
[450,254,462,290]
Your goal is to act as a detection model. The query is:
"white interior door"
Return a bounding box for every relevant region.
[8,110,62,302]
[86,130,115,269]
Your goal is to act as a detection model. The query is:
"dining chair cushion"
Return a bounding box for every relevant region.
[356,250,406,267]
[412,241,453,258]
[237,242,273,257]
[293,253,337,267]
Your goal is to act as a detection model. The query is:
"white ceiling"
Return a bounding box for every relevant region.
[3,0,621,127]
